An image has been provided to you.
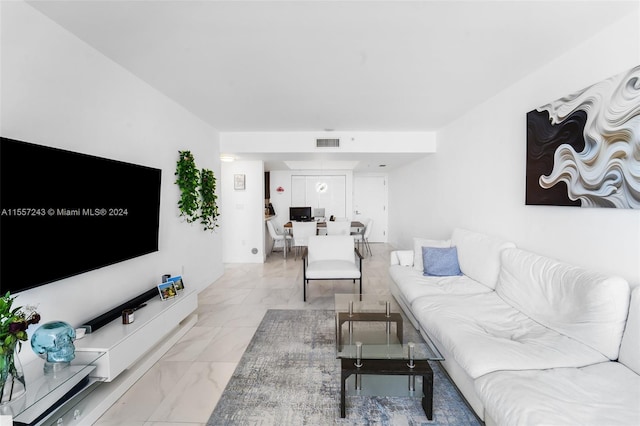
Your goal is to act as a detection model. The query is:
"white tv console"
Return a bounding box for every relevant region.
[7,288,198,426]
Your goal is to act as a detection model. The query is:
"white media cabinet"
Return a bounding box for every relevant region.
[7,288,198,425]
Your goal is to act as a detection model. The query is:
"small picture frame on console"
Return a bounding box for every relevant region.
[157,281,177,300]
[169,275,185,292]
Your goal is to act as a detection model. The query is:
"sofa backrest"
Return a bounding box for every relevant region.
[618,286,640,374]
[451,228,516,289]
[412,237,451,272]
[307,235,355,264]
[496,247,630,360]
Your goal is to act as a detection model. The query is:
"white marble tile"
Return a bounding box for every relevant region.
[196,326,256,362]
[161,326,222,362]
[196,303,267,327]
[96,361,193,422]
[147,361,237,423]
[143,423,204,426]
[197,287,251,305]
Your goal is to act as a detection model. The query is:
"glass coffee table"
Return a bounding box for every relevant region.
[335,294,443,419]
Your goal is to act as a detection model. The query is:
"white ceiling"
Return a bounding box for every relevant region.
[23,0,638,170]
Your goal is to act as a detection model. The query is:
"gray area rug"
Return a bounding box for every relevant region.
[208,309,482,425]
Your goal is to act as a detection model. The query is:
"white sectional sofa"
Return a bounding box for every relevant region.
[389,228,639,425]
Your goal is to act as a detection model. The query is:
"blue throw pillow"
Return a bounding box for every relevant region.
[422,246,462,276]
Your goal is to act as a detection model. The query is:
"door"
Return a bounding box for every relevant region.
[353,176,387,243]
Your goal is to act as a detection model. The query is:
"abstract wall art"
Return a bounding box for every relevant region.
[526,65,640,209]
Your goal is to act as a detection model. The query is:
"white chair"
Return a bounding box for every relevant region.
[353,219,373,256]
[266,220,292,259]
[302,235,363,301]
[326,221,351,236]
[292,221,317,259]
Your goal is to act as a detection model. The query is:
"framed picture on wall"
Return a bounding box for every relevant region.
[234,174,246,190]
[525,64,640,209]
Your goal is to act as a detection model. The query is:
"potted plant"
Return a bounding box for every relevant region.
[0,292,40,403]
[175,151,200,223]
[200,168,220,231]
[175,151,220,231]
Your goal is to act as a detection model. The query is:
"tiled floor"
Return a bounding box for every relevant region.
[95,242,394,425]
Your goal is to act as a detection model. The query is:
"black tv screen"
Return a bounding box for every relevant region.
[290,206,312,221]
[0,137,162,293]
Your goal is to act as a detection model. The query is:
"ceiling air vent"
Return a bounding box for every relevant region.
[316,138,340,148]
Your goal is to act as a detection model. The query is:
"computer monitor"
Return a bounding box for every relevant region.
[313,208,325,219]
[290,206,312,221]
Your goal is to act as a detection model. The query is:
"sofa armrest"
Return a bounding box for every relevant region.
[390,250,414,267]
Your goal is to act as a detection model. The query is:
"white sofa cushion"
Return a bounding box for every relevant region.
[496,247,630,360]
[305,260,361,279]
[389,265,490,304]
[390,250,414,267]
[451,228,515,289]
[412,292,609,379]
[619,287,640,374]
[475,361,640,426]
[412,237,450,272]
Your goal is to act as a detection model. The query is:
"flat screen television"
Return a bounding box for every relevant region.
[289,206,312,221]
[0,137,162,294]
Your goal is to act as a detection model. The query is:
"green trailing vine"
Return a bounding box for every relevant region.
[200,168,219,230]
[175,151,220,231]
[175,151,200,223]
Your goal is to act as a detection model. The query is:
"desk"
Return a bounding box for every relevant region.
[284,221,364,230]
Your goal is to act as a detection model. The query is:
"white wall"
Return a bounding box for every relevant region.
[220,160,266,263]
[269,169,354,231]
[1,1,224,364]
[389,11,640,286]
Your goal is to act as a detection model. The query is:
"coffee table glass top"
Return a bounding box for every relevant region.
[335,294,443,361]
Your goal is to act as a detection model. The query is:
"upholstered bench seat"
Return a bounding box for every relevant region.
[305,260,361,279]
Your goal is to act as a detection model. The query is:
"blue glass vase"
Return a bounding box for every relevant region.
[31,321,76,374]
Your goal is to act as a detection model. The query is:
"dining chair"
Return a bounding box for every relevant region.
[266,220,292,259]
[292,221,318,259]
[353,219,373,256]
[326,221,351,236]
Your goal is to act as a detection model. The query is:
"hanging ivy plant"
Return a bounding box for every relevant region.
[200,168,220,231]
[175,151,200,223]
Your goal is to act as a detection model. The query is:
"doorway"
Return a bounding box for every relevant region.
[353,175,387,243]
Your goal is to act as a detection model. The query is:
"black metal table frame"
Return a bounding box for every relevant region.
[340,358,434,419]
